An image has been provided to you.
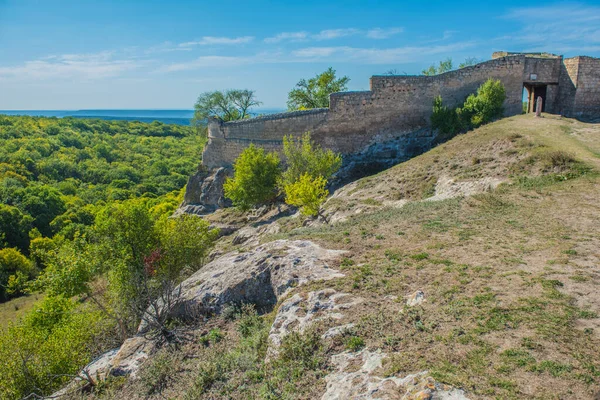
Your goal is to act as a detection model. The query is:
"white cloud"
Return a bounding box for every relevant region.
[312,28,360,40]
[265,27,403,43]
[291,42,476,64]
[264,31,309,43]
[0,52,142,81]
[160,54,269,72]
[161,41,476,72]
[501,4,600,52]
[366,27,404,39]
[179,36,255,47]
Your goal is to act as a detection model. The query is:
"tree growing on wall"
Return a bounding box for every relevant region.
[422,58,454,76]
[459,57,481,68]
[287,68,350,110]
[193,90,262,124]
[422,57,482,75]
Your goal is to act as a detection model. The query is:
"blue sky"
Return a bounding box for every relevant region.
[1,0,599,109]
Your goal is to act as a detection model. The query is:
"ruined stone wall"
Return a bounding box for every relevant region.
[203,55,527,169]
[558,57,580,116]
[572,57,600,119]
[202,109,329,168]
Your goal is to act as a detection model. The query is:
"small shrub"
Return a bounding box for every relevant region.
[283,173,328,217]
[410,252,430,261]
[280,132,342,188]
[431,79,506,135]
[223,144,281,210]
[345,335,365,351]
[431,95,462,135]
[460,79,506,128]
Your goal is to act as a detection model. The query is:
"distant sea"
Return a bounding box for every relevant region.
[0,109,285,126]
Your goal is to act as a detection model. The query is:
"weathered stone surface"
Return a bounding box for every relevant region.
[406,290,425,307]
[168,240,346,320]
[426,176,504,202]
[322,350,469,400]
[109,336,156,378]
[176,167,231,216]
[48,349,120,398]
[232,222,281,247]
[267,289,362,356]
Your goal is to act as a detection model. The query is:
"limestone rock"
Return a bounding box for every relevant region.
[159,240,346,325]
[426,175,504,202]
[321,350,469,400]
[176,167,231,216]
[109,336,156,378]
[268,289,362,356]
[47,349,119,398]
[406,290,425,307]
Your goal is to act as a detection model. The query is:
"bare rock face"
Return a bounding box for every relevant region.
[176,167,232,216]
[109,336,156,378]
[268,289,362,357]
[47,349,120,398]
[322,350,469,400]
[166,240,346,322]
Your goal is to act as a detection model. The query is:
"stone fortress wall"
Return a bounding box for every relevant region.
[202,52,600,170]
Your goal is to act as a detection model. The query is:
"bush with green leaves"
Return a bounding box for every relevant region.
[430,95,462,136]
[281,132,341,187]
[0,247,36,301]
[460,78,506,128]
[283,173,328,217]
[431,79,506,135]
[280,132,341,216]
[223,144,281,210]
[34,199,219,338]
[0,296,111,400]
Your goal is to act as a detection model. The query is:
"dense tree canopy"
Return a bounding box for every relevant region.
[287,68,350,110]
[0,115,205,257]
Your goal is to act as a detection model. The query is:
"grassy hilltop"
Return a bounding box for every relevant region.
[85,114,600,399]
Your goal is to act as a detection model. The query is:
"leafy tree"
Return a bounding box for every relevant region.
[0,204,33,252]
[280,132,342,188]
[287,67,350,110]
[431,79,506,135]
[0,296,109,400]
[422,58,453,76]
[0,247,35,301]
[459,57,481,68]
[193,89,261,124]
[18,185,66,237]
[283,174,329,217]
[430,96,462,135]
[460,78,506,127]
[224,145,282,210]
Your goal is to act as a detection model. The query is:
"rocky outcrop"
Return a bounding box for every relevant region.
[109,336,156,378]
[138,240,346,334]
[267,289,362,357]
[322,350,469,400]
[176,167,231,215]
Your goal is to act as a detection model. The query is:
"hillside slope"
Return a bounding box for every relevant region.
[77,114,600,400]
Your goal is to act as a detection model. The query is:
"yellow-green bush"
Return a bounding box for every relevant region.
[284,174,328,217]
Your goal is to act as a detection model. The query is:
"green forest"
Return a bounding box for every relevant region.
[0,115,214,399]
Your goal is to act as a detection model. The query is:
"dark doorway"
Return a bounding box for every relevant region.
[523,84,548,113]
